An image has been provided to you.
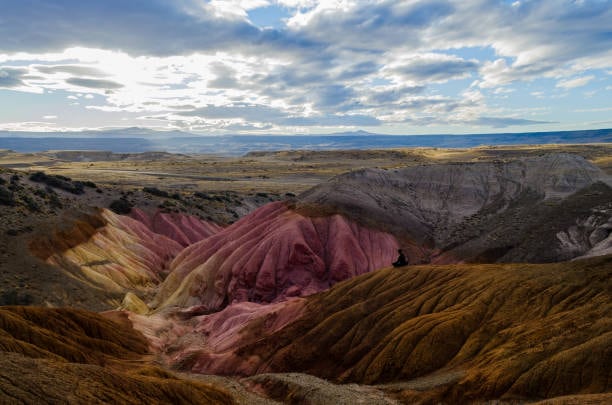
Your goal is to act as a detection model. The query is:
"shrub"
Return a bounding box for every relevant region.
[0,185,15,206]
[22,194,40,212]
[109,198,133,215]
[0,290,33,305]
[29,172,85,195]
[48,193,63,209]
[143,187,169,198]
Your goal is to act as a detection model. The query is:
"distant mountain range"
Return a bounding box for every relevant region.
[0,127,610,155]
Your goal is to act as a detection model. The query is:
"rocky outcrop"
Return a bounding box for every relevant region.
[152,202,399,312]
[562,205,612,259]
[298,153,612,262]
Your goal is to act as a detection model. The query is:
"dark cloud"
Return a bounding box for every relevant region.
[66,77,123,89]
[223,123,274,131]
[208,63,239,89]
[336,61,381,81]
[391,56,478,82]
[476,116,554,128]
[282,114,381,127]
[367,85,426,104]
[315,84,355,108]
[0,68,28,88]
[36,65,107,77]
[177,103,381,127]
[398,97,459,112]
[0,0,261,56]
[292,1,455,51]
[178,103,288,122]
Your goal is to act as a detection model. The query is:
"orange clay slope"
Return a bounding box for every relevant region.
[0,306,233,404]
[163,255,611,403]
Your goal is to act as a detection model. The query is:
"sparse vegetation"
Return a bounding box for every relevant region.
[0,185,15,206]
[143,186,169,198]
[29,171,85,194]
[0,290,33,305]
[21,194,40,212]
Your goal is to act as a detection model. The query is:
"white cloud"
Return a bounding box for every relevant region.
[1,0,611,133]
[556,75,595,89]
[209,0,270,19]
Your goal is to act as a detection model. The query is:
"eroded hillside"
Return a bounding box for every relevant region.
[298,153,612,263]
[1,147,611,404]
[132,256,611,403]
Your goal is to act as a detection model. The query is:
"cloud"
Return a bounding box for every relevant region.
[0,0,611,133]
[365,85,426,104]
[556,75,595,89]
[281,114,381,127]
[0,0,263,56]
[36,65,107,77]
[386,53,479,83]
[65,77,124,89]
[476,116,553,128]
[178,103,289,122]
[287,1,455,49]
[0,67,28,88]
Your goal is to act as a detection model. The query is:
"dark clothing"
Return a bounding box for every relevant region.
[393,253,408,267]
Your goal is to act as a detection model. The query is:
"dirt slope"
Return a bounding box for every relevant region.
[163,255,611,403]
[0,306,234,404]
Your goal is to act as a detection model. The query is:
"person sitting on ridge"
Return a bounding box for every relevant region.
[392,249,408,267]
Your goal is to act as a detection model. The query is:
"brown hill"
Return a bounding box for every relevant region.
[161,255,611,403]
[0,306,234,404]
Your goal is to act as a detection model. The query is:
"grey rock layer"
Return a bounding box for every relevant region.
[299,153,611,262]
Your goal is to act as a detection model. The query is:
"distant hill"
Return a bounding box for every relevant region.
[0,128,610,155]
[298,153,612,263]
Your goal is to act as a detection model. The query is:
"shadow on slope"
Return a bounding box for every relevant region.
[0,306,234,404]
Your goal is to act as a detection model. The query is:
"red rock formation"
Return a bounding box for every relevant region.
[152,202,399,311]
[131,209,222,246]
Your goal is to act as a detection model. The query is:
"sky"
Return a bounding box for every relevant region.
[0,0,611,135]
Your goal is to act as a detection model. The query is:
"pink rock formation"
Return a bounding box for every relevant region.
[131,209,222,246]
[152,202,399,312]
